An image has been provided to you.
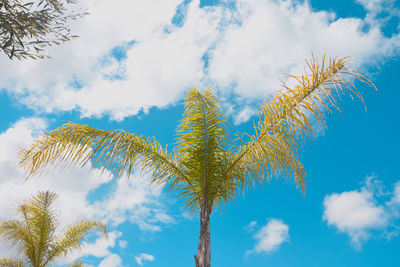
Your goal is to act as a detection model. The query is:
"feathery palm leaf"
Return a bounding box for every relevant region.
[22,191,58,266]
[0,219,36,262]
[0,191,107,267]
[44,220,107,265]
[19,123,190,186]
[222,56,374,196]
[175,89,228,211]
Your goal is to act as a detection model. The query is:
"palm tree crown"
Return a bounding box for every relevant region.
[0,191,107,267]
[19,56,374,267]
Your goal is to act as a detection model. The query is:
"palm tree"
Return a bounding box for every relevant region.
[19,56,374,267]
[0,191,107,267]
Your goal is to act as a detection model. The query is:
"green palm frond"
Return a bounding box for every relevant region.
[175,88,228,211]
[44,220,106,265]
[0,192,59,265]
[22,191,58,266]
[222,56,374,195]
[19,123,190,185]
[259,56,374,147]
[0,220,34,261]
[0,191,107,267]
[217,139,305,205]
[0,258,27,267]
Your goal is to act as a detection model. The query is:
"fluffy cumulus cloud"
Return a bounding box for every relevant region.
[1,0,399,122]
[135,253,155,266]
[247,218,289,254]
[0,118,173,262]
[323,176,400,249]
[323,188,386,248]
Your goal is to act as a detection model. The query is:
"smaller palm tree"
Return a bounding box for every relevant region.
[0,191,107,267]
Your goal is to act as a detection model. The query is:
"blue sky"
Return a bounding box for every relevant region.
[0,0,400,266]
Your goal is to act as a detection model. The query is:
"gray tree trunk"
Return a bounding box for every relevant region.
[194,199,211,267]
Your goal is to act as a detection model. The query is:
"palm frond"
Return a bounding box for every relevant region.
[0,258,26,267]
[22,191,58,265]
[43,220,106,265]
[222,56,374,194]
[223,136,305,199]
[0,191,58,265]
[0,192,106,266]
[175,88,228,211]
[19,123,190,185]
[259,56,374,148]
[0,219,35,262]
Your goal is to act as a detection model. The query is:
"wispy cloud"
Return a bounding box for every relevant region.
[135,253,155,266]
[245,220,258,232]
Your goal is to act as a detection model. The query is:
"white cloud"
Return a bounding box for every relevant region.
[0,0,399,122]
[134,253,155,266]
[98,254,122,267]
[247,218,289,254]
[79,231,121,258]
[356,0,399,17]
[323,177,400,249]
[355,0,400,37]
[0,118,174,262]
[93,176,174,231]
[233,106,257,125]
[207,0,397,98]
[323,189,386,248]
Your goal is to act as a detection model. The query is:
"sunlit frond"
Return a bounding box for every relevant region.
[0,191,59,265]
[0,258,26,267]
[0,191,107,266]
[175,88,228,211]
[222,56,374,196]
[260,56,374,149]
[22,191,58,266]
[0,220,34,261]
[19,123,189,185]
[44,220,107,265]
[218,138,305,206]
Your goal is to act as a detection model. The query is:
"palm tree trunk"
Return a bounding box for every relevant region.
[194,199,211,267]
